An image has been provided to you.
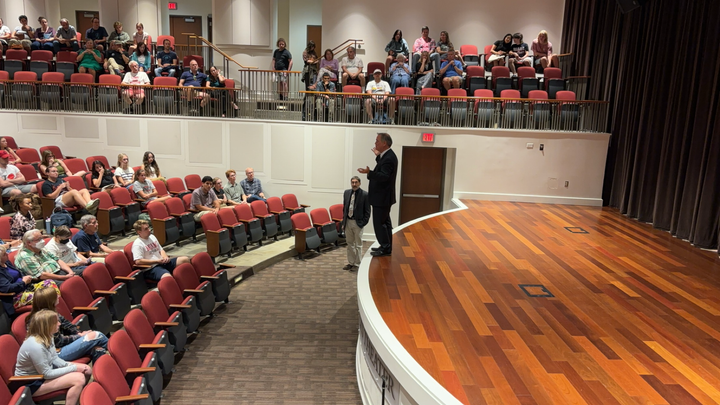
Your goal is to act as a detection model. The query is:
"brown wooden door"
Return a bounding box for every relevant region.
[307,25,322,54]
[399,147,446,224]
[74,11,98,41]
[170,15,203,60]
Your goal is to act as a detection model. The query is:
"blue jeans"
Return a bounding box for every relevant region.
[53,40,79,53]
[58,332,109,362]
[31,41,54,52]
[155,66,176,77]
[390,75,410,93]
[246,194,266,203]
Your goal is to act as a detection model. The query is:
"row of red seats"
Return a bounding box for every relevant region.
[0,250,231,404]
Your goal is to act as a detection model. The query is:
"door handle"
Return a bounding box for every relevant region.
[402,194,440,198]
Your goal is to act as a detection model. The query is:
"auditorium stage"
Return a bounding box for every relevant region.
[356,200,720,405]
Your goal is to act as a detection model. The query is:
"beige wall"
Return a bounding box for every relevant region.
[0,111,607,239]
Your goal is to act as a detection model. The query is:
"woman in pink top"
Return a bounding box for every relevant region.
[129,22,148,53]
[531,30,559,69]
[311,49,339,87]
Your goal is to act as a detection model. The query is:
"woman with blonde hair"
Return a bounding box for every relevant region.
[27,287,108,362]
[531,30,559,69]
[14,309,91,405]
[113,153,134,187]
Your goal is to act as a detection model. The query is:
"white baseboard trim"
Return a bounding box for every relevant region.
[453,192,603,206]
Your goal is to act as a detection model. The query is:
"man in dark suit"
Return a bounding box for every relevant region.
[342,176,371,270]
[358,132,398,257]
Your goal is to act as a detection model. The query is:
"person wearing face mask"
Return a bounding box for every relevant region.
[43,226,91,276]
[15,230,75,286]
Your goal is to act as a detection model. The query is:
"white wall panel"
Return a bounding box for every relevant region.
[147,119,181,155]
[311,126,346,190]
[106,118,140,147]
[270,124,304,182]
[229,122,264,172]
[65,116,100,139]
[188,121,222,164]
[21,115,57,131]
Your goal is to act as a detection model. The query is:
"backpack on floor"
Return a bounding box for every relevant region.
[49,207,74,232]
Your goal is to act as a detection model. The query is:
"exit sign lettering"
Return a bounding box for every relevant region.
[422,132,434,142]
[168,2,177,10]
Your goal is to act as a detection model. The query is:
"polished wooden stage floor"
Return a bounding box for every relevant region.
[369,200,720,405]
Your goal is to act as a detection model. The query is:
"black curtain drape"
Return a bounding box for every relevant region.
[561,0,720,253]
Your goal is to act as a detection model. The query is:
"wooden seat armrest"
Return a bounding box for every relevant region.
[9,375,43,382]
[300,204,310,208]
[184,289,204,294]
[114,276,135,281]
[254,214,265,218]
[294,228,308,233]
[73,306,99,312]
[64,155,77,159]
[126,367,155,374]
[221,223,237,228]
[169,304,191,309]
[237,218,253,223]
[133,198,146,203]
[139,343,165,350]
[205,229,224,234]
[154,321,179,327]
[115,202,135,207]
[188,208,199,213]
[170,213,185,217]
[312,222,324,227]
[116,394,151,403]
[88,186,101,192]
[331,217,343,222]
[200,275,220,280]
[218,263,235,269]
[269,210,284,214]
[93,290,116,295]
[133,264,153,269]
[0,292,15,297]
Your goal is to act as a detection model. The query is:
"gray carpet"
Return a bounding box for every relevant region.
[161,243,367,405]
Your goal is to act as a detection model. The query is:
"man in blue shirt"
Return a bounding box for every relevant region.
[71,215,116,259]
[155,38,178,77]
[179,59,209,110]
[240,168,266,203]
[85,17,108,50]
[439,47,463,90]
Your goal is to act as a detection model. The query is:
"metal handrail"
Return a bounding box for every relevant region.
[331,39,364,55]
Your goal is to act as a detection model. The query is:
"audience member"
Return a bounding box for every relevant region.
[130,41,150,72]
[385,29,410,73]
[154,38,178,77]
[72,215,115,259]
[114,153,134,187]
[211,177,239,206]
[130,22,148,53]
[440,47,463,90]
[191,176,221,221]
[435,30,453,63]
[31,16,55,52]
[532,30,558,69]
[132,169,170,206]
[104,40,129,75]
[132,219,189,281]
[0,18,11,49]
[240,168,266,203]
[0,150,37,198]
[0,245,33,317]
[388,54,411,93]
[412,26,438,73]
[44,226,91,275]
[488,33,513,67]
[179,59,210,109]
[40,149,85,178]
[313,49,338,86]
[302,41,319,87]
[76,39,103,79]
[342,176,370,271]
[122,61,150,106]
[10,194,37,241]
[509,32,531,74]
[41,166,99,214]
[85,17,107,50]
[16,230,75,284]
[0,137,20,164]
[90,160,117,189]
[224,170,245,204]
[108,21,130,45]
[53,18,79,53]
[272,38,292,100]
[364,69,393,124]
[315,72,337,120]
[140,151,163,180]
[9,15,33,52]
[14,309,91,405]
[415,50,434,94]
[340,46,364,87]
[27,287,108,362]
[206,66,237,117]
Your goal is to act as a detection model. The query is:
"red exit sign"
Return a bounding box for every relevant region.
[422,132,434,142]
[168,2,177,10]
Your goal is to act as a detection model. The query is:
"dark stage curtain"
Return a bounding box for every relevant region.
[561,0,720,253]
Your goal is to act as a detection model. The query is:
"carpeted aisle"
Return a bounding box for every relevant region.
[161,243,367,405]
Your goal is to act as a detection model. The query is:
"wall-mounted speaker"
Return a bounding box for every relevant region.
[616,0,648,13]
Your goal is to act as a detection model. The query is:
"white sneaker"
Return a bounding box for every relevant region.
[85,199,100,215]
[0,207,4,214]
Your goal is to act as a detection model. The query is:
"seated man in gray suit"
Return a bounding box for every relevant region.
[342,176,370,270]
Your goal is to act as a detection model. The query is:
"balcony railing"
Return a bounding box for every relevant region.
[0,79,609,132]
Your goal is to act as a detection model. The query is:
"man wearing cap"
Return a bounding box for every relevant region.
[364,69,393,124]
[104,40,129,75]
[0,150,36,202]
